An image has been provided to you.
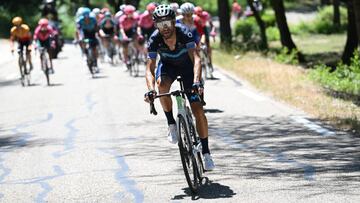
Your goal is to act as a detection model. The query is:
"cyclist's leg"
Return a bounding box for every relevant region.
[204,27,213,66]
[22,40,33,70]
[43,39,53,69]
[156,63,176,125]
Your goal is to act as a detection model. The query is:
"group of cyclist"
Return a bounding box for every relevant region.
[73,2,215,74]
[10,0,59,77]
[10,2,215,171]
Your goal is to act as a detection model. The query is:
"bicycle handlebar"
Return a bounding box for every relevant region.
[149,90,206,115]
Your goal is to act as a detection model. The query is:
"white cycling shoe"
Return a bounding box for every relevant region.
[167,124,178,144]
[203,153,215,171]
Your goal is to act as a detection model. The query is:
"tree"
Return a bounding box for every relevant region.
[333,0,340,26]
[342,0,358,64]
[217,0,232,46]
[270,0,304,62]
[353,0,360,48]
[247,0,268,50]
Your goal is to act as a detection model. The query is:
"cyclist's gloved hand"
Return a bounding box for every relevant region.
[192,82,204,95]
[123,35,129,41]
[144,90,157,103]
[210,31,216,37]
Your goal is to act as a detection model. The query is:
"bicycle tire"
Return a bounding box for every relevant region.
[18,55,25,86]
[188,116,204,180]
[177,115,199,193]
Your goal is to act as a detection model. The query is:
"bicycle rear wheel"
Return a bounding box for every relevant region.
[177,115,200,193]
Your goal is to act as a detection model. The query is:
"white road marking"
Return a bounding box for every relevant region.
[291,116,336,136]
[238,88,267,102]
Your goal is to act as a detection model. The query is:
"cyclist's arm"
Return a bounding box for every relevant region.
[189,47,201,83]
[9,32,15,51]
[145,58,156,91]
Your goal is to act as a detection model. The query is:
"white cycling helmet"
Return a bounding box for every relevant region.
[180,2,194,14]
[153,4,175,21]
[119,4,126,11]
[169,3,179,12]
[92,8,100,15]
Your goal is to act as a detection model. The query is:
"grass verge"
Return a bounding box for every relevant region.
[213,47,360,135]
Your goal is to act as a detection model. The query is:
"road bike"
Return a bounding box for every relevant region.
[199,42,214,80]
[83,39,98,78]
[16,48,31,86]
[126,39,140,77]
[38,47,52,86]
[149,77,205,193]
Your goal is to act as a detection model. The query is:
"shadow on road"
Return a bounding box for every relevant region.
[172,178,236,200]
[0,79,19,88]
[209,115,360,182]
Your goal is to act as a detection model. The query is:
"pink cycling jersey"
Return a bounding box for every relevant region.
[119,13,139,31]
[34,25,54,41]
[138,11,154,29]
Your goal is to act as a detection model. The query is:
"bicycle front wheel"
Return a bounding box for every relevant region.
[177,115,199,193]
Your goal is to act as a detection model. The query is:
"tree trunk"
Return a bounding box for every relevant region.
[217,0,232,46]
[247,0,268,50]
[342,0,358,64]
[333,0,341,26]
[353,0,360,48]
[270,0,305,62]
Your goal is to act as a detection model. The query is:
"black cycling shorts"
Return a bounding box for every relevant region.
[18,40,31,52]
[155,62,201,103]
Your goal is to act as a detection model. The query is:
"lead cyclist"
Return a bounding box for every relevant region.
[144,4,215,171]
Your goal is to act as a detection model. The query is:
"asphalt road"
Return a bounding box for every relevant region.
[0,42,359,202]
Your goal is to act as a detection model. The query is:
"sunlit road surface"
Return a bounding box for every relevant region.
[0,41,359,202]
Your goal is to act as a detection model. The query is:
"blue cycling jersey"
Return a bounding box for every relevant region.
[176,19,200,44]
[147,24,196,68]
[77,15,97,32]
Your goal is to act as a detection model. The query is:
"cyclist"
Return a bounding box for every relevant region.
[194,6,216,70]
[10,17,33,71]
[41,0,58,21]
[144,4,215,171]
[118,5,142,66]
[99,11,117,62]
[77,7,100,72]
[177,3,200,44]
[33,18,55,73]
[138,2,157,41]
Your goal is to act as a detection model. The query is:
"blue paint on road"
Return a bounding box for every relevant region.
[0,113,53,199]
[35,165,65,203]
[52,118,79,158]
[86,93,97,112]
[99,148,144,203]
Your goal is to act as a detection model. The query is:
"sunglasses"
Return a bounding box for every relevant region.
[155,20,173,29]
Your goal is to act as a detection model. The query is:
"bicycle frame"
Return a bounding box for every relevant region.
[149,77,204,192]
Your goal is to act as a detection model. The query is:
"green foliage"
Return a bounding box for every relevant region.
[309,52,360,96]
[291,5,347,35]
[266,26,280,41]
[234,17,259,42]
[58,4,76,39]
[262,10,276,28]
[275,47,299,65]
